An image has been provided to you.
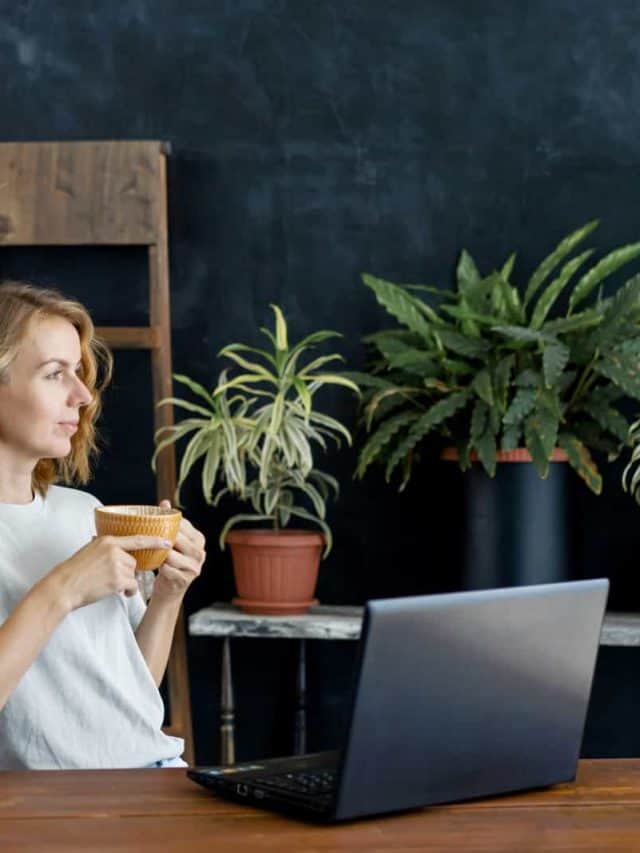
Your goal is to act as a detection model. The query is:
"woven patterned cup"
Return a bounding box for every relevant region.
[94,505,182,570]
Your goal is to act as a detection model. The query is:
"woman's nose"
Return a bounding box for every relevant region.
[71,377,93,407]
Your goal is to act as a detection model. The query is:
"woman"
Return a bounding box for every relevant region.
[0,280,206,769]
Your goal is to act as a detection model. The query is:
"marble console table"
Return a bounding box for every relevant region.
[188,604,640,764]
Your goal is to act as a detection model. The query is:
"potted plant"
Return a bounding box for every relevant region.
[347,221,640,586]
[151,305,359,614]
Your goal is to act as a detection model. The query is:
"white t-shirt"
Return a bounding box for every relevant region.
[0,484,184,769]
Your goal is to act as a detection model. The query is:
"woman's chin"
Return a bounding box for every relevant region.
[40,440,73,459]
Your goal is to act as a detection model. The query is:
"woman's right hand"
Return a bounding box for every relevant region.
[48,535,172,612]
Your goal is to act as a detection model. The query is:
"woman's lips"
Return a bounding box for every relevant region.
[58,423,78,433]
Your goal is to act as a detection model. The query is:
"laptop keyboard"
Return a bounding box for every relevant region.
[252,769,337,799]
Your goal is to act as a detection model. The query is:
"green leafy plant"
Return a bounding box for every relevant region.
[621,419,640,504]
[151,305,359,556]
[348,220,640,493]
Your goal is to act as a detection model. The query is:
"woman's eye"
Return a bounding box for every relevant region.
[47,370,62,380]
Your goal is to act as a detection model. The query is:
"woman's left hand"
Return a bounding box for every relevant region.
[151,500,207,603]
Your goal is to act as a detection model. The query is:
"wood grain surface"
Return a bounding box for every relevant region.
[1,760,639,851]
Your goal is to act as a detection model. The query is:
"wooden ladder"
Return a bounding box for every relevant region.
[0,140,194,764]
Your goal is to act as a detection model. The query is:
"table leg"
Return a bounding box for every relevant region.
[220,637,235,765]
[294,638,307,755]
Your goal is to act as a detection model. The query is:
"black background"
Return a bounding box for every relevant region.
[1,0,640,762]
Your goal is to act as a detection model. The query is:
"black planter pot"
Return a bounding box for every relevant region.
[463,459,571,590]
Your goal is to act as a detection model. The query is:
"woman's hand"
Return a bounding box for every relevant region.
[150,500,206,603]
[49,533,173,613]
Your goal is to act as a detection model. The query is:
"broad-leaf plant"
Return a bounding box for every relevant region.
[151,305,359,556]
[348,221,640,493]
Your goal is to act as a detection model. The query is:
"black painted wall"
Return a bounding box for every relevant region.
[2,0,640,762]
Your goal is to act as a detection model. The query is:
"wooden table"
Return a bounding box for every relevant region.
[1,760,640,850]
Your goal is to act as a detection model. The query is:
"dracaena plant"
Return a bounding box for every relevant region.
[151,305,359,556]
[347,220,640,493]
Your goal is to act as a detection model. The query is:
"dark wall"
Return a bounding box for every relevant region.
[2,0,640,762]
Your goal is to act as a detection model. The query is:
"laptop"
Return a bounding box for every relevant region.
[187,579,609,822]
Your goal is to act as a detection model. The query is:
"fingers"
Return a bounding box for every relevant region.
[120,577,139,598]
[105,534,173,551]
[173,529,205,562]
[159,500,205,550]
[182,517,205,549]
[163,546,202,574]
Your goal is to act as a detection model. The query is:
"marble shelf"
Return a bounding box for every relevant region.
[600,613,640,647]
[189,604,640,647]
[189,603,363,641]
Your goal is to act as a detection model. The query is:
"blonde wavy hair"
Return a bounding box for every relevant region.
[0,280,113,497]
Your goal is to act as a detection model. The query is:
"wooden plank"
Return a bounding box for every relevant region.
[4,807,640,852]
[0,761,639,818]
[95,326,162,349]
[1,763,640,851]
[146,150,194,766]
[0,141,167,245]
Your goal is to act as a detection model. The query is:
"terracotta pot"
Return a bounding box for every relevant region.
[440,446,568,463]
[226,529,324,615]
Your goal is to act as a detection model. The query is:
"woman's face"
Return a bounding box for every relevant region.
[0,315,93,463]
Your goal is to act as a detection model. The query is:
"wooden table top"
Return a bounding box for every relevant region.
[1,759,640,851]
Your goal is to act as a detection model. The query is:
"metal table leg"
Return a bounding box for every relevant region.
[294,638,307,755]
[220,637,235,765]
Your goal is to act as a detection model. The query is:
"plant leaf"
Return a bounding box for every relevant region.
[384,390,471,482]
[501,423,521,450]
[362,273,434,342]
[270,304,288,350]
[456,249,481,296]
[437,329,489,358]
[524,219,599,307]
[172,373,216,407]
[473,423,497,477]
[580,399,629,443]
[218,348,276,381]
[492,325,545,343]
[472,368,494,406]
[514,369,540,387]
[219,343,278,369]
[293,377,312,420]
[558,433,602,494]
[569,242,640,312]
[543,340,570,389]
[501,252,517,281]
[494,354,516,410]
[305,373,361,394]
[503,388,536,426]
[524,417,550,478]
[356,411,417,478]
[528,401,560,461]
[595,352,640,400]
[531,249,594,329]
[155,396,214,418]
[542,309,602,335]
